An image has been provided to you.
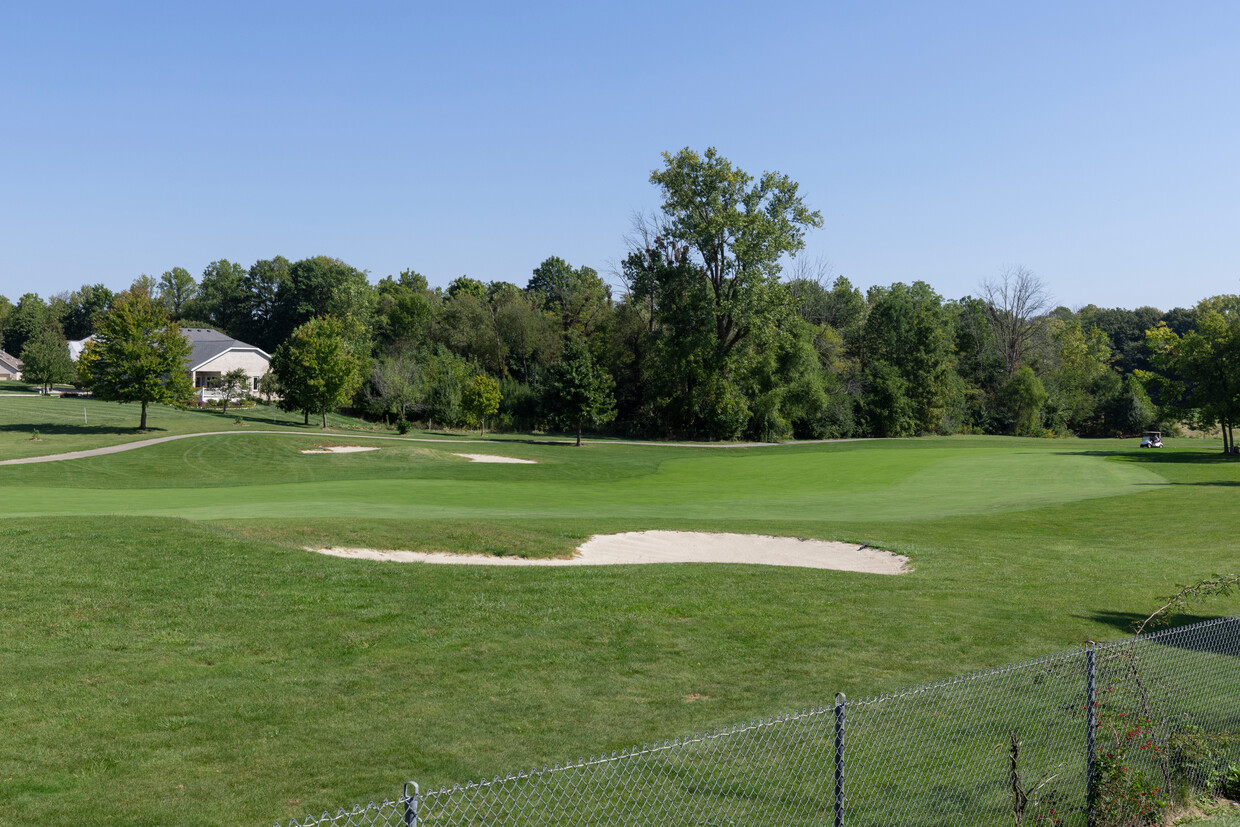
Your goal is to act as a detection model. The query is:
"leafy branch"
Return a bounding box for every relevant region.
[1135,574,1240,636]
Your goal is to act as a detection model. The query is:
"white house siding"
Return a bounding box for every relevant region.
[192,350,270,390]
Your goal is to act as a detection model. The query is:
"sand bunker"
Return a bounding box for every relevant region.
[453,453,539,464]
[300,446,380,454]
[312,531,909,574]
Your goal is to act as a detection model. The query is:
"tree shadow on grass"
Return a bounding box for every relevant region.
[1065,448,1238,466]
[1083,611,1240,656]
[1085,611,1220,636]
[0,422,160,436]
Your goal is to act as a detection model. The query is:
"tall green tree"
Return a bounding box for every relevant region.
[541,334,616,446]
[5,293,53,358]
[19,327,75,393]
[0,295,13,352]
[238,256,292,350]
[158,267,198,319]
[1143,297,1240,453]
[650,147,822,360]
[78,290,193,429]
[60,284,114,340]
[195,260,249,335]
[374,270,435,352]
[861,282,956,434]
[270,316,364,428]
[273,257,375,348]
[527,256,610,334]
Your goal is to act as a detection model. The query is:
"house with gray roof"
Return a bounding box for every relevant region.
[68,328,271,402]
[182,328,271,401]
[0,350,22,381]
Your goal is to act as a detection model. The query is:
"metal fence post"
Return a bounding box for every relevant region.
[834,692,846,827]
[403,781,419,827]
[1085,645,1097,827]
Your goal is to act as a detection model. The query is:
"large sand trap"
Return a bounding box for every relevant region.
[453,453,538,464]
[312,531,909,574]
[300,445,380,454]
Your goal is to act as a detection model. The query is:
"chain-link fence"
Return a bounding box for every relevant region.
[277,616,1240,827]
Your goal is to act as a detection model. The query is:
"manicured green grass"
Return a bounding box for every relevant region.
[0,426,1238,825]
[0,394,503,462]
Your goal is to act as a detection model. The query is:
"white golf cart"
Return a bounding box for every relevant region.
[1140,430,1163,448]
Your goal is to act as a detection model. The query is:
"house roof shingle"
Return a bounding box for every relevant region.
[182,328,271,371]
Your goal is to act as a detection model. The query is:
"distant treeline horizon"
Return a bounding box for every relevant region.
[2,148,1234,443]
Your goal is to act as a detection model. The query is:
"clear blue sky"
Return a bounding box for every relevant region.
[2,1,1237,311]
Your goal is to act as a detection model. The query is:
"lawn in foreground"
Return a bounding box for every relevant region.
[1,436,1238,825]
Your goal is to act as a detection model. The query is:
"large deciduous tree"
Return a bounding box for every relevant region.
[158,267,198,319]
[649,147,822,361]
[20,327,75,393]
[622,149,823,439]
[238,256,292,351]
[273,256,375,349]
[1143,297,1240,453]
[60,283,114,340]
[527,256,611,334]
[5,293,53,358]
[194,259,249,335]
[541,334,615,446]
[270,316,364,428]
[78,290,193,430]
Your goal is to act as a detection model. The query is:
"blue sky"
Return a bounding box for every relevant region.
[2,1,1237,310]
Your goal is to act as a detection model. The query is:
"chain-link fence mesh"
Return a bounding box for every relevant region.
[276,616,1240,827]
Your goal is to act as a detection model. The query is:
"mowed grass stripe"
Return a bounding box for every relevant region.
[0,436,1166,523]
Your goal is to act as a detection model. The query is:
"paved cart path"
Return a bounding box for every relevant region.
[0,430,867,466]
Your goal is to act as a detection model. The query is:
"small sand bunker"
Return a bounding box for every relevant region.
[311,531,908,574]
[300,445,380,454]
[453,453,538,464]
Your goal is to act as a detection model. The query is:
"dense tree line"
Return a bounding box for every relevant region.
[2,147,1236,443]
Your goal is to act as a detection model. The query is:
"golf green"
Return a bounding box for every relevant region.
[0,435,1166,525]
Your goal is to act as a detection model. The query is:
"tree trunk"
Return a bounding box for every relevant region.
[303,410,309,426]
[322,409,328,429]
[576,423,582,447]
[140,401,148,430]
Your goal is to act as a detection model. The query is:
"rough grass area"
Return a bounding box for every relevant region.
[0,422,1238,825]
